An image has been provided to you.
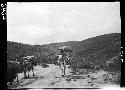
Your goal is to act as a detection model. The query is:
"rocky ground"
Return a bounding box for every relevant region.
[8,64,120,89]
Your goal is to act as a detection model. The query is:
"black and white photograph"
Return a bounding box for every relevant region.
[7,2,121,89]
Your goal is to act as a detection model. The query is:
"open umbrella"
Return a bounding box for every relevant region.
[59,46,72,52]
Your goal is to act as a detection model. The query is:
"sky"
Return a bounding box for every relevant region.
[7,2,121,45]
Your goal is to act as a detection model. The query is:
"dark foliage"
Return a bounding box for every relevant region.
[7,33,121,72]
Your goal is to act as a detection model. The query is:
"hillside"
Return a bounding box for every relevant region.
[69,33,121,71]
[7,41,52,63]
[7,33,121,71]
[42,33,121,71]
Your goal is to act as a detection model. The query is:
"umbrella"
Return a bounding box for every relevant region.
[59,46,72,52]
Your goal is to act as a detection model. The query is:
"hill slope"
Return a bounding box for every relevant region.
[69,33,121,71]
[7,33,121,71]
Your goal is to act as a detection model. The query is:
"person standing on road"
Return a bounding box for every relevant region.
[58,46,72,76]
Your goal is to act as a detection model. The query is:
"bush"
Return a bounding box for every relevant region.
[40,63,49,68]
[38,55,48,64]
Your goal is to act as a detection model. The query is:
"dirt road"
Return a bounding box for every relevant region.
[9,64,120,89]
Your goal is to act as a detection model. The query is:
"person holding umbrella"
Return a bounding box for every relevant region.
[58,46,72,76]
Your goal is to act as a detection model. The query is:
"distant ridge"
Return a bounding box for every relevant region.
[7,33,121,71]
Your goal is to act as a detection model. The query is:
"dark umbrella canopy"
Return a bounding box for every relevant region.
[59,46,72,52]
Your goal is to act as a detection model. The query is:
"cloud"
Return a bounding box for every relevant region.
[7,2,120,45]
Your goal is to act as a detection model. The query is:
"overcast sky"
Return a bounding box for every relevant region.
[7,2,121,45]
